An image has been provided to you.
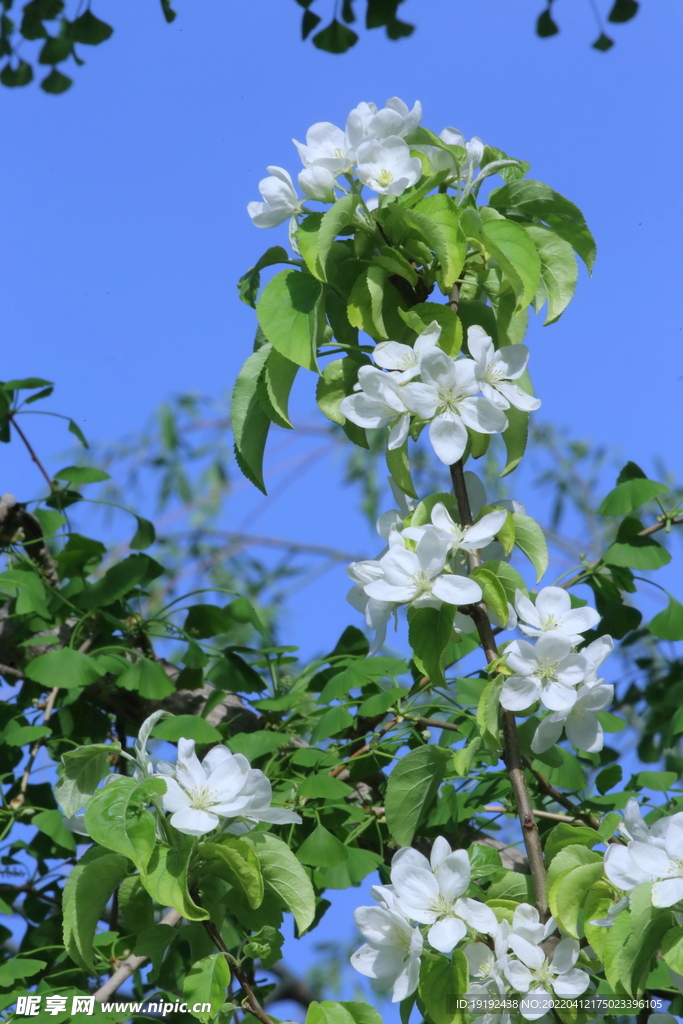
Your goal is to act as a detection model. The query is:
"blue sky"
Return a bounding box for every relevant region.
[2,1,683,1015]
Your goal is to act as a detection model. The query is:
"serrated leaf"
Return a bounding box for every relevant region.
[318,195,360,277]
[84,777,163,871]
[55,744,116,816]
[385,745,449,846]
[348,266,387,339]
[415,193,466,289]
[604,516,671,570]
[483,217,541,311]
[231,346,271,494]
[198,839,264,908]
[386,441,417,499]
[142,838,208,921]
[245,832,316,933]
[259,346,299,429]
[418,951,469,1024]
[63,854,129,972]
[257,268,322,370]
[511,512,548,582]
[182,954,231,1022]
[408,604,456,687]
[131,515,156,550]
[470,566,508,626]
[525,224,578,324]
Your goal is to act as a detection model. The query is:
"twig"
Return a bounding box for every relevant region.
[7,415,54,491]
[94,909,181,1001]
[329,716,401,778]
[560,517,683,591]
[0,662,23,679]
[412,716,460,734]
[484,804,582,823]
[450,458,548,916]
[522,757,601,831]
[203,921,274,1024]
[13,686,59,808]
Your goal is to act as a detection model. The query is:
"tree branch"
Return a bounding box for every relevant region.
[0,494,59,587]
[450,458,548,916]
[7,416,54,492]
[94,909,181,1001]
[203,921,274,1024]
[522,757,601,831]
[560,517,683,591]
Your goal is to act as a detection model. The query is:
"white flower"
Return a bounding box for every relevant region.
[500,634,588,713]
[247,167,302,229]
[293,121,354,174]
[508,903,557,948]
[372,321,442,384]
[465,920,511,996]
[364,528,482,609]
[468,327,541,413]
[402,349,508,465]
[376,477,417,541]
[404,502,507,556]
[514,587,600,644]
[581,634,615,685]
[351,889,423,1002]
[346,558,394,656]
[356,136,422,196]
[346,97,422,151]
[298,166,336,203]
[440,127,485,178]
[604,806,683,908]
[531,682,614,754]
[505,935,589,1020]
[156,738,301,837]
[339,366,411,450]
[391,837,498,953]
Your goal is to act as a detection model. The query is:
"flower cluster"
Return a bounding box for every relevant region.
[155,737,301,837]
[501,587,614,755]
[603,797,683,908]
[247,96,484,228]
[340,321,539,467]
[350,838,590,1015]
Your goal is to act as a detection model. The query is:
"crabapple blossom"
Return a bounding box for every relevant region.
[247,167,302,229]
[346,558,394,656]
[401,348,508,465]
[514,586,600,644]
[390,837,498,952]
[372,321,442,384]
[604,803,683,907]
[403,502,507,556]
[440,127,485,177]
[465,920,512,996]
[364,528,482,609]
[351,887,423,1001]
[504,936,590,1020]
[155,738,300,836]
[355,136,422,196]
[581,634,615,684]
[467,326,541,413]
[346,97,422,150]
[298,166,336,202]
[339,365,411,450]
[293,122,354,174]
[531,682,614,754]
[500,634,588,713]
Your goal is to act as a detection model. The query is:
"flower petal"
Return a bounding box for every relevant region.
[427,916,466,953]
[429,412,468,465]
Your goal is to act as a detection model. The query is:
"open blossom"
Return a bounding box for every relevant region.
[467,327,541,413]
[364,528,482,609]
[391,837,498,953]
[293,121,354,174]
[440,126,485,177]
[339,366,411,450]
[351,886,423,1002]
[156,739,300,837]
[514,586,600,644]
[346,558,394,656]
[505,936,589,1020]
[465,920,512,996]
[604,801,683,908]
[346,97,422,151]
[581,634,614,684]
[404,502,507,556]
[247,167,301,229]
[372,321,442,384]
[402,349,508,465]
[532,682,614,754]
[356,135,422,196]
[500,634,588,713]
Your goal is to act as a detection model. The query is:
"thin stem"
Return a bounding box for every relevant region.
[14,686,60,807]
[94,909,181,1001]
[8,415,54,490]
[203,921,274,1024]
[484,804,583,824]
[559,517,683,591]
[522,757,602,831]
[449,458,548,916]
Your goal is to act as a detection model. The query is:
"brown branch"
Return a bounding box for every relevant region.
[0,661,23,679]
[450,458,548,916]
[522,757,601,831]
[329,716,401,778]
[94,908,181,1002]
[7,416,54,491]
[203,921,273,1024]
[484,804,583,823]
[12,686,59,808]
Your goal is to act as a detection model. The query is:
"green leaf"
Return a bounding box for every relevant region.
[257,268,322,370]
[531,746,586,790]
[142,839,208,921]
[116,658,175,699]
[0,60,34,87]
[453,736,482,777]
[418,950,469,1024]
[133,923,176,982]
[310,705,354,742]
[298,774,353,800]
[63,854,129,972]
[0,569,51,618]
[245,832,316,933]
[637,770,678,791]
[336,1004,384,1024]
[237,246,291,308]
[598,477,668,516]
[487,870,534,902]
[511,511,548,582]
[358,687,404,717]
[468,844,503,876]
[54,465,110,484]
[648,594,683,641]
[259,347,299,430]
[317,656,407,702]
[318,195,360,277]
[608,0,639,21]
[80,552,164,609]
[482,217,541,311]
[548,860,605,938]
[69,10,113,43]
[231,346,271,495]
[227,731,287,760]
[118,875,154,933]
[184,603,232,638]
[470,566,508,626]
[33,808,75,852]
[596,765,623,795]
[482,560,529,602]
[476,677,502,742]
[662,925,683,976]
[385,745,449,846]
[55,744,115,816]
[0,958,46,985]
[525,224,578,324]
[312,17,358,52]
[415,194,466,289]
[619,888,673,995]
[182,954,231,1022]
[297,824,349,867]
[604,516,671,570]
[25,647,105,690]
[500,405,529,477]
[130,515,156,550]
[198,839,264,908]
[152,715,222,744]
[84,777,164,871]
[372,246,418,287]
[386,441,417,499]
[68,418,89,447]
[40,68,72,94]
[305,1004,355,1024]
[408,604,456,687]
[348,266,388,339]
[544,822,600,863]
[488,179,597,273]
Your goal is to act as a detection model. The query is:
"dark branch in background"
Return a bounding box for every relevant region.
[0,494,59,587]
[0,0,640,97]
[203,921,274,1024]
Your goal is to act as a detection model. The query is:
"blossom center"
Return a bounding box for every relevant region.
[410,569,435,595]
[539,613,559,630]
[538,660,560,684]
[437,386,465,414]
[485,360,504,384]
[531,960,555,988]
[332,147,346,159]
[377,168,394,188]
[187,784,215,811]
